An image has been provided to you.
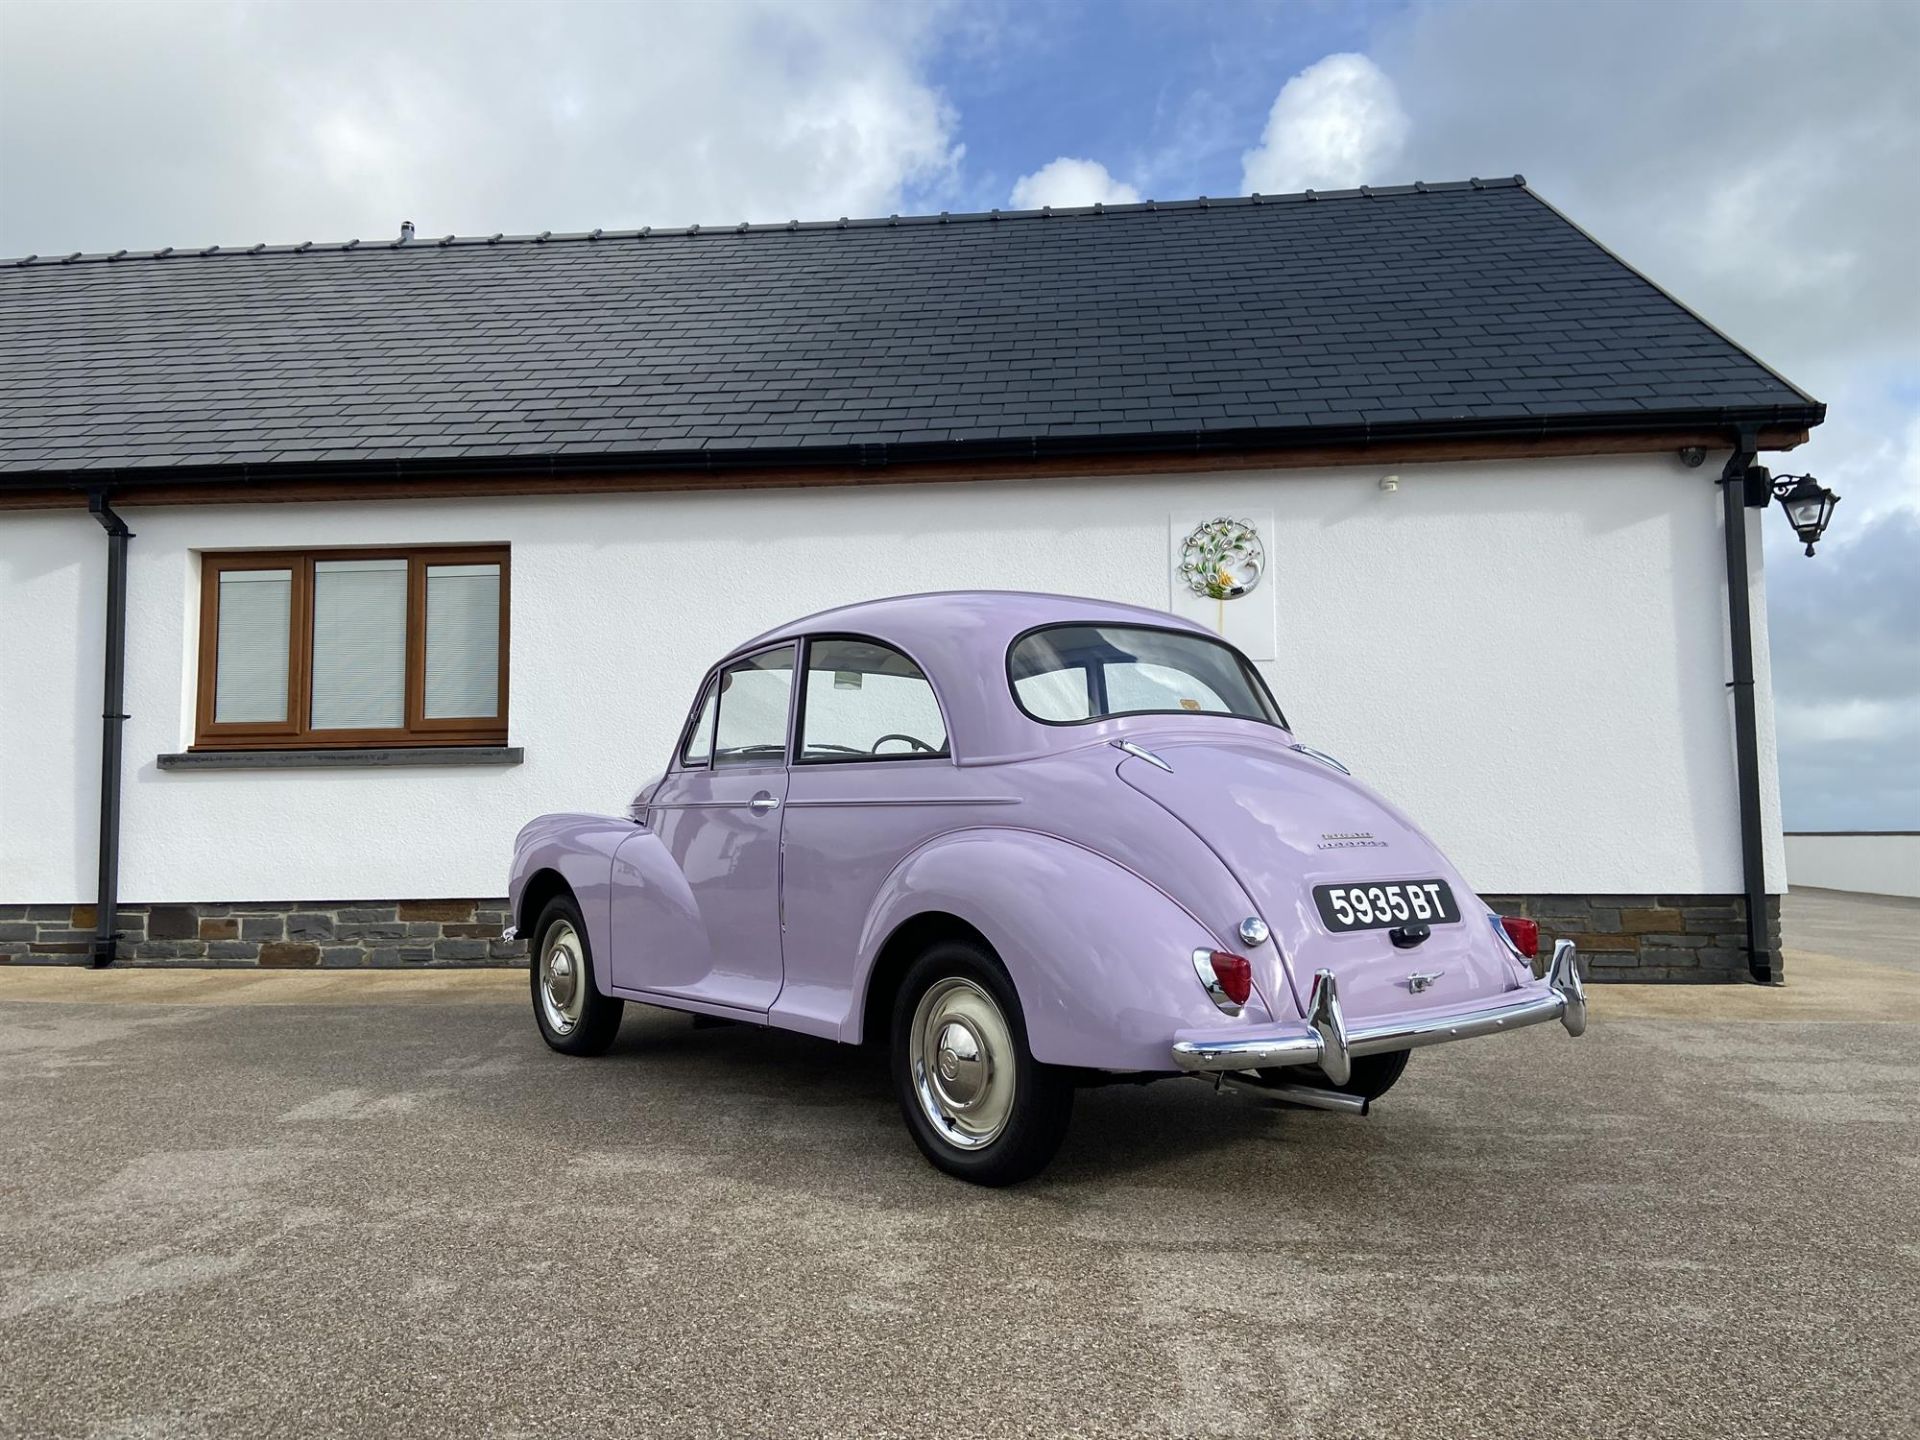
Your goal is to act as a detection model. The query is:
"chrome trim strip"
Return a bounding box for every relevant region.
[1111,739,1173,772]
[1170,944,1585,1074]
[783,796,1022,808]
[1289,743,1351,775]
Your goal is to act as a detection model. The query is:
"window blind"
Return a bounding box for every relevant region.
[310,559,407,729]
[424,563,501,718]
[213,569,291,723]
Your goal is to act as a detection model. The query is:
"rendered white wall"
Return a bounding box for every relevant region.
[1785,834,1920,898]
[0,452,1783,903]
[0,515,101,903]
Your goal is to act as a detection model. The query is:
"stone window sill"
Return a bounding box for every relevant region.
[157,746,524,771]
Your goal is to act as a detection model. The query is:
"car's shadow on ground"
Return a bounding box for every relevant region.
[563,1003,1329,1186]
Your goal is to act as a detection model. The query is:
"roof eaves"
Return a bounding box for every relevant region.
[0,400,1825,496]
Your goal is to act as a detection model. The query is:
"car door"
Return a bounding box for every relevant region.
[610,643,794,1011]
[775,635,960,1038]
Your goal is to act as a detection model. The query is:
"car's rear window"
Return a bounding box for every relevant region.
[1007,624,1283,726]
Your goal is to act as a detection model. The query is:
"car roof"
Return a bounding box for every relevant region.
[735,590,1208,656]
[726,591,1225,764]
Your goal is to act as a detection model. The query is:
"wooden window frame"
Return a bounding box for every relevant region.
[194,544,510,750]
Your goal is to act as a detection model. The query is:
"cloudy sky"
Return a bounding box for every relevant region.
[2,0,1914,827]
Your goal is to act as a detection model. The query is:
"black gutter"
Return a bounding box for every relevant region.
[1717,432,1779,984]
[86,491,132,967]
[0,405,1825,499]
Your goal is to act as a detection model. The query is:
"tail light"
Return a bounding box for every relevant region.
[1193,948,1253,1013]
[1210,951,1253,1004]
[1497,915,1539,960]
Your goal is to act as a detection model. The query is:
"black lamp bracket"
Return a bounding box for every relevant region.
[1717,426,1772,508]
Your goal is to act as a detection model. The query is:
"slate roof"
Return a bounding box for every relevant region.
[0,177,1821,489]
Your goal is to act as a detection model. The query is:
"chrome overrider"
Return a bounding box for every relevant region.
[1171,939,1587,1078]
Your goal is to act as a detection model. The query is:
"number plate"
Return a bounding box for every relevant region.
[1314,880,1459,932]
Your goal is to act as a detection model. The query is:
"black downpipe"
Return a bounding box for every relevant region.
[87,492,133,967]
[1717,435,1778,984]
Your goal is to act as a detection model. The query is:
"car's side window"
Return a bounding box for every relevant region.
[712,645,795,767]
[798,637,948,762]
[678,680,718,767]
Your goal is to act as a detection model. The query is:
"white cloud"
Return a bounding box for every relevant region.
[1364,0,1920,825]
[0,0,962,253]
[1380,0,1920,394]
[1008,157,1141,210]
[1777,697,1916,746]
[1239,53,1409,195]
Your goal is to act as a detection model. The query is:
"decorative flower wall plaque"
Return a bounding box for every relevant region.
[1177,517,1265,600]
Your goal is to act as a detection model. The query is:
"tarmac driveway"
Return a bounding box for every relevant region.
[1,893,1915,1439]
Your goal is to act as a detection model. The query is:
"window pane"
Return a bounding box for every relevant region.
[1013,669,1090,723]
[801,639,947,760]
[310,558,407,730]
[1106,662,1230,715]
[680,683,717,766]
[713,646,793,766]
[214,568,291,723]
[1007,624,1278,725]
[424,563,501,719]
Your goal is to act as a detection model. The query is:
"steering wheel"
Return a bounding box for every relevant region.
[872,733,938,755]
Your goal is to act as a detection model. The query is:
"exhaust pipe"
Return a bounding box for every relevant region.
[1215,1073,1369,1116]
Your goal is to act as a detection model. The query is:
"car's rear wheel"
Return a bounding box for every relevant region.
[530,895,623,1056]
[1266,1048,1409,1101]
[891,941,1073,1186]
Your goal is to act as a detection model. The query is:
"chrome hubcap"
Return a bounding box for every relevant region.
[910,978,1015,1150]
[935,1022,984,1100]
[538,921,587,1035]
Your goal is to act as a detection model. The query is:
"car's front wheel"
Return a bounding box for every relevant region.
[891,941,1073,1186]
[530,895,623,1056]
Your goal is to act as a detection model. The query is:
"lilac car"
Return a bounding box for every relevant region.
[508,591,1585,1184]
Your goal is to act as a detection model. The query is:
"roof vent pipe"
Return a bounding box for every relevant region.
[399,220,415,242]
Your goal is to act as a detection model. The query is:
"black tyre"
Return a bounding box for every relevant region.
[529,895,623,1056]
[891,941,1073,1186]
[1266,1048,1410,1102]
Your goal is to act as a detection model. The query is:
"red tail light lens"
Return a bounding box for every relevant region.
[1499,915,1539,960]
[1208,951,1254,1006]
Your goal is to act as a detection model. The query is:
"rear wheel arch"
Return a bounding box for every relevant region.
[854,828,1266,1070]
[859,911,996,1048]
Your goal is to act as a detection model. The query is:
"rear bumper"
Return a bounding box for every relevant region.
[1171,940,1587,1083]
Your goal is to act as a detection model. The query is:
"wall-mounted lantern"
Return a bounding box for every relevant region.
[1769,472,1841,556]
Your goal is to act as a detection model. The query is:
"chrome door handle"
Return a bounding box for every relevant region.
[748,793,779,813]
